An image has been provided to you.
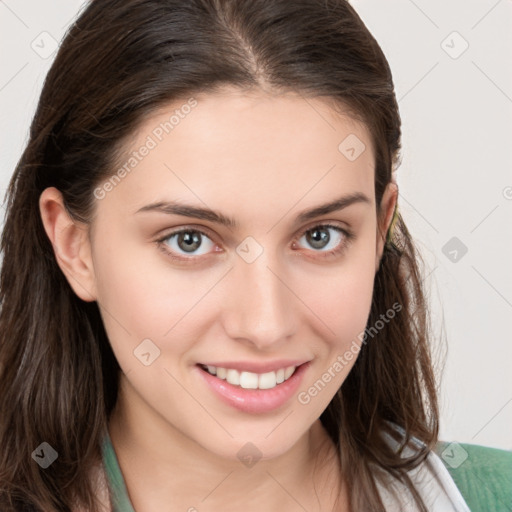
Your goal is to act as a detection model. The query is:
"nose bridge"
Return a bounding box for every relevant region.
[224,245,295,348]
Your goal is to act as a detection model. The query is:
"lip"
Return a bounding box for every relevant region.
[198,359,309,373]
[195,361,311,414]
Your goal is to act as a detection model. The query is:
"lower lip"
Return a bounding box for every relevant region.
[194,362,310,414]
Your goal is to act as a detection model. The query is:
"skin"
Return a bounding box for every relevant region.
[40,86,397,512]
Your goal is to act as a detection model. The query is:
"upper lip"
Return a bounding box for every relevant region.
[198,359,310,374]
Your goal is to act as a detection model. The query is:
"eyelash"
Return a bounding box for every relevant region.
[155,223,354,265]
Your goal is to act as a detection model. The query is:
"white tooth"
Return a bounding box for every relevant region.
[207,365,217,375]
[216,367,227,379]
[276,368,285,384]
[284,366,295,380]
[258,371,277,389]
[239,371,259,389]
[226,369,240,386]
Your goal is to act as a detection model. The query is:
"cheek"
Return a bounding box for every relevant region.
[290,242,376,413]
[300,242,376,346]
[91,230,211,368]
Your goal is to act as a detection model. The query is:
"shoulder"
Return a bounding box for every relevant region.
[434,440,512,512]
[374,424,471,511]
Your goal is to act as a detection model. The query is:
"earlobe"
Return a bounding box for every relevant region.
[39,187,97,302]
[375,182,398,273]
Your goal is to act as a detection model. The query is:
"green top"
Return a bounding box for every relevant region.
[101,431,512,512]
[434,440,512,512]
[101,431,136,512]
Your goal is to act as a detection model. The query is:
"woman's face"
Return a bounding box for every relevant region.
[76,88,395,460]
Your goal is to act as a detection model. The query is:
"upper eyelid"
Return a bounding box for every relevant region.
[159,220,349,240]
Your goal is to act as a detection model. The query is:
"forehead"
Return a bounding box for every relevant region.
[100,88,375,221]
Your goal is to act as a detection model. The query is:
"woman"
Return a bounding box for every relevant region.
[0,0,471,510]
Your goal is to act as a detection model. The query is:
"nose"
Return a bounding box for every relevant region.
[222,249,296,351]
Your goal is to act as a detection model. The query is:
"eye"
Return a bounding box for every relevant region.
[293,223,353,258]
[157,227,217,260]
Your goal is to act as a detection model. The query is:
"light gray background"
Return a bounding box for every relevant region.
[1,0,511,450]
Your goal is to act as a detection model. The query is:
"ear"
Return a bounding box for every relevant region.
[39,187,97,302]
[375,182,398,273]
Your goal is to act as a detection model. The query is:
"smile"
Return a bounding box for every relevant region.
[195,361,311,413]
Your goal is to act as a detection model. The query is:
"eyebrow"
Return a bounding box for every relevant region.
[135,192,371,229]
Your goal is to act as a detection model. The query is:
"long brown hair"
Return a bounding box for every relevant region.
[0,1,439,510]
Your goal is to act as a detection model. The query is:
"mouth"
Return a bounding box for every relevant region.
[197,363,299,390]
[195,361,311,414]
